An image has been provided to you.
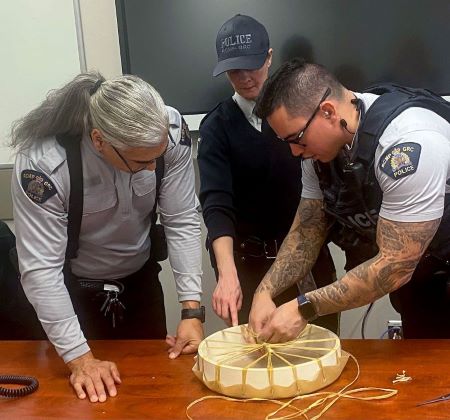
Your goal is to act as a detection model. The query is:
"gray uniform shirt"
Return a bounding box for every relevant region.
[12,106,202,363]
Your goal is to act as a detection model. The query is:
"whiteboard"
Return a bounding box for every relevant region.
[0,0,81,165]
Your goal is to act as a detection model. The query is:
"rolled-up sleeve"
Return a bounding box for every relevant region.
[12,152,89,363]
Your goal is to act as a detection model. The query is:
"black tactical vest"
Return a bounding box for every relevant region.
[314,84,450,267]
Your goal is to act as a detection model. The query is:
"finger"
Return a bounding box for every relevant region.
[258,322,274,343]
[262,331,277,343]
[221,301,230,322]
[237,292,243,311]
[243,327,257,344]
[249,319,262,335]
[166,335,177,348]
[101,371,118,398]
[71,379,87,400]
[91,373,107,403]
[84,377,99,403]
[266,326,289,344]
[214,296,224,319]
[169,337,186,359]
[267,331,279,344]
[253,313,269,334]
[215,297,224,319]
[110,363,122,384]
[230,302,239,327]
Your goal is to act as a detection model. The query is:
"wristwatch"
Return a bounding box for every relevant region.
[297,294,318,322]
[181,305,205,323]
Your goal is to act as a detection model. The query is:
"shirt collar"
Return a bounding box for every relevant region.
[232,92,257,121]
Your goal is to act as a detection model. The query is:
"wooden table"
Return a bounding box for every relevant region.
[0,339,449,419]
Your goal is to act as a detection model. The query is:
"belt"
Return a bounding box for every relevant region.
[234,236,281,261]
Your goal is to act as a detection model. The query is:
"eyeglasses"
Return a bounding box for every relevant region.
[112,132,176,174]
[277,87,331,145]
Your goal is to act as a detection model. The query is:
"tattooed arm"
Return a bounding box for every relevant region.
[256,198,328,297]
[248,198,327,335]
[256,216,440,343]
[307,216,441,315]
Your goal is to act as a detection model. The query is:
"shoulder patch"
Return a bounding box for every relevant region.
[21,170,57,204]
[179,117,191,147]
[379,142,421,180]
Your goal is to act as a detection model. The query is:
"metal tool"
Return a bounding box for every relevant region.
[416,392,450,406]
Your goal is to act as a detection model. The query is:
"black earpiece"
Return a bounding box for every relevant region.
[340,119,356,135]
[351,97,362,111]
[339,96,361,135]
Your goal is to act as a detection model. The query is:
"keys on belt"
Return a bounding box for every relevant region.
[100,283,126,328]
[78,279,126,328]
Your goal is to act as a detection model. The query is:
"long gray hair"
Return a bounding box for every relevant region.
[10,71,169,151]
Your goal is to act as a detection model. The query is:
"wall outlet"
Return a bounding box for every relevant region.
[387,320,403,339]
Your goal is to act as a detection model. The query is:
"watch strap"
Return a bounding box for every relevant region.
[181,305,205,323]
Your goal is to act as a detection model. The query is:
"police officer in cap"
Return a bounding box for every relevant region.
[249,58,450,342]
[198,15,337,330]
[10,72,203,402]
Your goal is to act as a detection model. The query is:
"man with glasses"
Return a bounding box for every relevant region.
[249,58,450,341]
[110,132,175,174]
[198,15,337,331]
[11,73,203,402]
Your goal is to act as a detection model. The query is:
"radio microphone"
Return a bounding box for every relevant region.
[340,119,356,135]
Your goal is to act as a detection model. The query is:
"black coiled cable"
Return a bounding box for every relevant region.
[0,375,39,398]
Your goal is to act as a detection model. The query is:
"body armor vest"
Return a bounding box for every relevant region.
[315,84,450,267]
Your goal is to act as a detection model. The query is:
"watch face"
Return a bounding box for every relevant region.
[297,296,317,322]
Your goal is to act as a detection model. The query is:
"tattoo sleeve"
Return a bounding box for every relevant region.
[255,198,328,298]
[308,216,441,316]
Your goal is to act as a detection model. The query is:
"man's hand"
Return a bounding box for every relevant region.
[212,271,243,326]
[248,291,276,341]
[67,351,121,403]
[258,298,307,343]
[166,318,204,359]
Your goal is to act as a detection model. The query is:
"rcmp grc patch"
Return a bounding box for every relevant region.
[179,117,192,147]
[379,142,421,180]
[21,170,57,204]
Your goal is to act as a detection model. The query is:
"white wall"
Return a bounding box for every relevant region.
[0,0,81,165]
[78,0,122,78]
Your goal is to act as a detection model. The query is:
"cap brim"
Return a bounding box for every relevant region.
[212,53,267,77]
